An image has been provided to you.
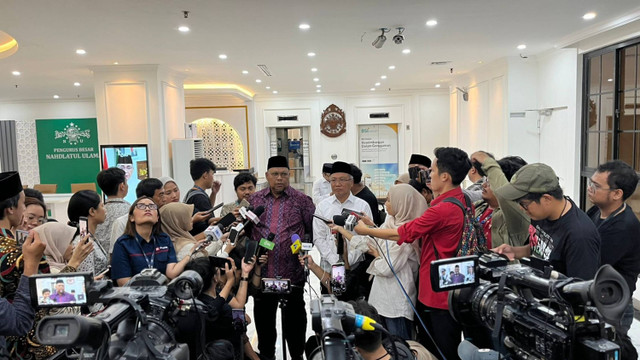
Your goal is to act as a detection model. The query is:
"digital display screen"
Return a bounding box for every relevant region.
[100,145,149,204]
[54,324,69,337]
[437,259,476,289]
[34,275,88,306]
[262,278,291,294]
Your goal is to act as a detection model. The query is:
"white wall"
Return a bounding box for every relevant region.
[0,99,96,186]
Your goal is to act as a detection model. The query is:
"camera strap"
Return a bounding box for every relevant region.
[492,273,508,345]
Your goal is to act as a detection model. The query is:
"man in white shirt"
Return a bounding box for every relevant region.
[312,163,333,204]
[313,161,373,276]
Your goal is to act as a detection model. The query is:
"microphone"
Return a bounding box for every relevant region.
[290,234,302,255]
[343,313,383,332]
[193,212,238,255]
[238,206,254,220]
[333,215,346,255]
[228,206,265,245]
[257,232,276,257]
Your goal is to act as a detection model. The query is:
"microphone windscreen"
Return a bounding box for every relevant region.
[218,213,237,228]
[253,205,265,217]
[333,215,346,226]
[457,340,478,360]
[291,234,301,243]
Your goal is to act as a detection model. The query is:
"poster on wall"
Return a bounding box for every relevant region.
[35,118,100,193]
[359,124,399,198]
[100,145,149,204]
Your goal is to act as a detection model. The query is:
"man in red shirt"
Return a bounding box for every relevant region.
[354,147,472,360]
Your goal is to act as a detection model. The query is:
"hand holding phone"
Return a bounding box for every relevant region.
[78,216,89,240]
[15,230,29,247]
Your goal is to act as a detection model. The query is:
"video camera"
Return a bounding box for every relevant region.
[33,269,206,360]
[435,253,629,360]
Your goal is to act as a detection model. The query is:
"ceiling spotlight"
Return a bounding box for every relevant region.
[517,44,526,50]
[113,61,119,65]
[372,28,389,49]
[219,54,228,59]
[583,12,597,20]
[76,49,86,55]
[402,48,411,54]
[316,84,322,88]
[313,78,319,82]
[74,82,81,87]
[435,84,441,88]
[255,79,262,83]
[316,89,321,93]
[375,82,381,86]
[311,68,318,72]
[392,27,405,44]
[11,71,20,76]
[426,19,438,27]
[388,65,396,70]
[53,95,60,99]
[299,23,310,30]
[307,52,316,57]
[272,90,278,94]
[370,88,376,91]
[380,75,387,79]
[242,70,249,74]
[178,26,190,32]
[607,78,613,82]
[266,86,271,89]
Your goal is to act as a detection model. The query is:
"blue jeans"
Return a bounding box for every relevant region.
[381,316,414,341]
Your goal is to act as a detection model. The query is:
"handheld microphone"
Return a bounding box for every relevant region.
[343,313,383,332]
[193,212,238,255]
[333,215,346,255]
[290,234,302,255]
[257,232,276,257]
[229,206,265,245]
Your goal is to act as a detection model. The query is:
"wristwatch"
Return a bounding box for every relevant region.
[240,277,250,282]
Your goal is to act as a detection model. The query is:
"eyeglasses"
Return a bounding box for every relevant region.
[26,214,46,225]
[269,171,290,178]
[518,199,533,211]
[330,177,353,184]
[135,203,158,211]
[587,178,616,192]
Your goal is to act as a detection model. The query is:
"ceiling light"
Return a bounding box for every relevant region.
[478,61,483,64]
[370,88,376,91]
[388,65,396,70]
[53,95,59,99]
[426,19,438,27]
[607,78,613,82]
[219,54,228,59]
[316,85,322,88]
[435,84,441,88]
[375,82,381,86]
[255,79,262,83]
[113,61,119,65]
[74,82,81,87]
[402,48,411,54]
[316,89,321,93]
[266,86,271,89]
[517,44,527,50]
[307,52,316,57]
[311,68,318,72]
[380,75,387,79]
[76,49,86,55]
[392,27,405,44]
[313,78,319,82]
[583,12,597,20]
[272,90,278,94]
[11,71,20,76]
[178,26,190,32]
[242,70,249,74]
[299,23,310,30]
[372,28,389,49]
[184,68,190,72]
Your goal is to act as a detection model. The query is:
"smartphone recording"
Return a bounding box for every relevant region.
[430,255,478,292]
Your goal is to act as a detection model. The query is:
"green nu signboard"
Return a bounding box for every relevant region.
[36,118,100,193]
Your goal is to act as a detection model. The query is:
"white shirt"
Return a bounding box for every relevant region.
[313,193,373,272]
[109,214,128,254]
[312,177,332,205]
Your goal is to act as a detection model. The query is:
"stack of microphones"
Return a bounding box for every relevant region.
[192,205,264,255]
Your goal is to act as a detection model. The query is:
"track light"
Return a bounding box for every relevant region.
[393,27,405,44]
[372,28,389,49]
[456,87,469,102]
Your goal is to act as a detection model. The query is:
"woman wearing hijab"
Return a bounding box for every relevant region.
[159,202,224,260]
[35,222,95,274]
[332,184,427,340]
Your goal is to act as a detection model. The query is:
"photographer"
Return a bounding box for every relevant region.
[586,160,640,334]
[354,147,472,360]
[493,163,601,280]
[408,154,431,181]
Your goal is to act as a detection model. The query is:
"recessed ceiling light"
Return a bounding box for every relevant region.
[313,78,319,82]
[307,52,316,57]
[255,79,262,83]
[76,49,86,55]
[266,86,271,89]
[375,82,381,86]
[53,95,59,99]
[380,75,387,79]
[607,78,613,82]
[316,89,321,93]
[517,44,527,50]
[74,82,81,87]
[311,68,318,72]
[184,68,190,72]
[388,65,396,70]
[402,49,411,54]
[316,84,322,88]
[370,88,376,91]
[113,61,119,65]
[219,54,228,60]
[242,70,249,75]
[435,84,441,88]
[583,12,597,20]
[299,23,310,30]
[178,25,190,32]
[426,19,438,27]
[478,61,483,64]
[272,90,278,94]
[11,71,20,76]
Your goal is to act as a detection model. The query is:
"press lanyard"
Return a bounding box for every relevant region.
[597,203,625,229]
[136,235,155,269]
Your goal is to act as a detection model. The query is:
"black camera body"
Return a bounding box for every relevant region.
[36,269,205,360]
[448,253,629,360]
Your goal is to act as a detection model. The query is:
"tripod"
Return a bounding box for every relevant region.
[277,295,289,360]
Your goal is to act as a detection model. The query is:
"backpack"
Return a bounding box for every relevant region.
[441,194,488,257]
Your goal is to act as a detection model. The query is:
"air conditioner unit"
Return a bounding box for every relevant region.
[171,138,204,198]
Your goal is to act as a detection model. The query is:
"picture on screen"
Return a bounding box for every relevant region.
[101,145,149,204]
